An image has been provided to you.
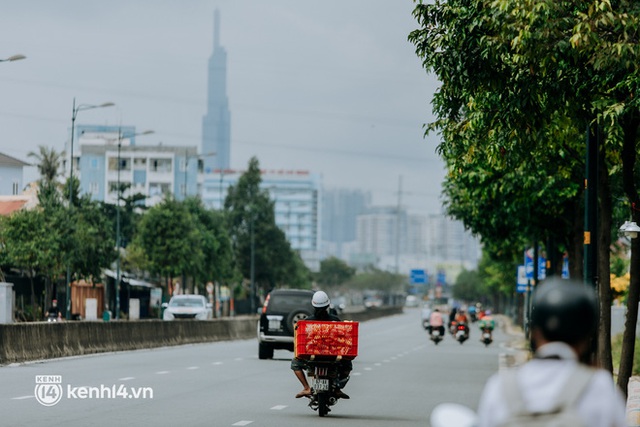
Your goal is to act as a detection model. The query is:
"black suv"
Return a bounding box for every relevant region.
[257,289,315,359]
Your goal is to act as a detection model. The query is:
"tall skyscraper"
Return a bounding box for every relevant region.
[202,9,231,172]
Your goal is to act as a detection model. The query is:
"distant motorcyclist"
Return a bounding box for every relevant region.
[428,308,445,336]
[291,291,352,400]
[478,310,495,331]
[454,309,470,336]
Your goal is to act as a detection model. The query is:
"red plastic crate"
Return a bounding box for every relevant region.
[294,320,359,360]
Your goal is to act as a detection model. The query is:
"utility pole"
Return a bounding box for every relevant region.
[395,175,402,275]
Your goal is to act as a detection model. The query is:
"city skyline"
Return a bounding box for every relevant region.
[0,1,445,215]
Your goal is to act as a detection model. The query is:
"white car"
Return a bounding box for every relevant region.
[162,295,213,320]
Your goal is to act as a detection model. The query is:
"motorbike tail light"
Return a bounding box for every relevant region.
[457,325,466,330]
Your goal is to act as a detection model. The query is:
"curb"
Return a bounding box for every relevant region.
[496,314,530,367]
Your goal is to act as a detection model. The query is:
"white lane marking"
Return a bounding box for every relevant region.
[383,359,391,363]
[156,371,170,375]
[187,366,199,370]
[232,421,253,426]
[375,363,382,366]
[364,367,373,371]
[234,358,243,361]
[352,372,362,376]
[271,405,287,410]
[119,377,135,381]
[12,395,33,400]
[212,361,223,365]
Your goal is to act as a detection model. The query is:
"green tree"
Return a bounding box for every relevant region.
[224,157,310,296]
[183,197,236,289]
[28,146,65,208]
[409,0,640,374]
[132,196,203,293]
[0,209,58,319]
[316,257,356,289]
[452,269,485,303]
[71,195,115,283]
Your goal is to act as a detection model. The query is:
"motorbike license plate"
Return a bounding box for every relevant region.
[432,330,440,336]
[483,333,491,339]
[313,378,330,391]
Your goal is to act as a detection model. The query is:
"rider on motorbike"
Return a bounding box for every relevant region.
[477,310,495,331]
[428,308,445,336]
[454,309,470,336]
[291,291,352,400]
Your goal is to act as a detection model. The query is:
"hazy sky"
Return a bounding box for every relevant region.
[1,0,444,214]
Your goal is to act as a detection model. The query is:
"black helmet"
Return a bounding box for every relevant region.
[530,278,598,345]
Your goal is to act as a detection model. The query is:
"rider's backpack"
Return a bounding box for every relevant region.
[497,365,594,427]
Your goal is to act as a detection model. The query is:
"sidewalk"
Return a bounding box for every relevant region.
[496,314,530,368]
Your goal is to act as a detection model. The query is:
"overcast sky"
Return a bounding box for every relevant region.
[1,0,445,214]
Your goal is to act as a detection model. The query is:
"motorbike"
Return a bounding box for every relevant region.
[304,359,350,417]
[455,323,469,344]
[46,313,59,322]
[449,320,458,336]
[480,327,493,346]
[430,326,444,345]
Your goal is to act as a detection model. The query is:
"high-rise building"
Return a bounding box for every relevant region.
[202,9,231,172]
[200,168,322,271]
[321,188,371,260]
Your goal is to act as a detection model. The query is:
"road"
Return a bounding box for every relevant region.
[0,309,522,427]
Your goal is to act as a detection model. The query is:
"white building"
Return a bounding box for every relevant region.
[69,125,198,207]
[200,168,322,271]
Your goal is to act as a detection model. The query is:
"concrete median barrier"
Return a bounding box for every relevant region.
[0,306,403,365]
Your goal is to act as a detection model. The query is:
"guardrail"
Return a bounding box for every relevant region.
[0,306,402,365]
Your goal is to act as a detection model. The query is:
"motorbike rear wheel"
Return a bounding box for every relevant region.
[318,393,329,417]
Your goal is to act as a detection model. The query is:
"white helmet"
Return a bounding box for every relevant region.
[312,291,330,308]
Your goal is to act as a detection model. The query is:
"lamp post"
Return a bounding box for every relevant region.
[114,129,153,320]
[0,54,26,63]
[65,98,114,319]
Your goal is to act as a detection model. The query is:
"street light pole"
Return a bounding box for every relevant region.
[116,135,122,320]
[65,98,114,319]
[114,129,153,320]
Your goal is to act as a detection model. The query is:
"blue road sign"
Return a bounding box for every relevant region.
[410,269,426,284]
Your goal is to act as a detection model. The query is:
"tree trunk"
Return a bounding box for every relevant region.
[597,146,613,372]
[29,273,36,321]
[617,112,640,397]
[569,200,584,281]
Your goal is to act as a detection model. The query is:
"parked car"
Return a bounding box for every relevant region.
[405,295,419,307]
[162,295,213,320]
[257,289,315,359]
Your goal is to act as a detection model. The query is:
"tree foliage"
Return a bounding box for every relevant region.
[224,157,310,295]
[316,257,356,289]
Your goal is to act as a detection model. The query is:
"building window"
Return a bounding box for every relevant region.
[90,182,99,195]
[108,157,130,171]
[91,159,98,169]
[12,181,19,195]
[134,158,147,169]
[149,182,171,196]
[150,158,172,173]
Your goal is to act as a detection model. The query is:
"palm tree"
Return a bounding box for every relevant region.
[27,146,65,207]
[28,146,64,184]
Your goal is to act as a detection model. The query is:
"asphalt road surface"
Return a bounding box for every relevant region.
[0,309,522,427]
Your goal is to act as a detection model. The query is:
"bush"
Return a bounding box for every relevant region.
[611,333,640,377]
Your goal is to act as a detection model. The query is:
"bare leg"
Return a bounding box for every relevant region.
[294,370,311,398]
